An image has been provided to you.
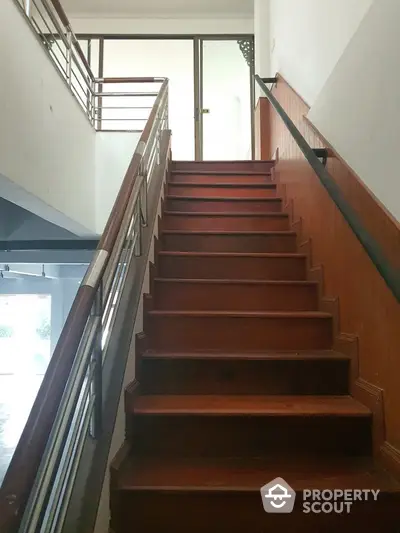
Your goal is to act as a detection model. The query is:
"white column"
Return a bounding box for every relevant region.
[254,0,271,79]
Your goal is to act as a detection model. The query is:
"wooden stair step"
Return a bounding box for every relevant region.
[114,455,398,492]
[139,350,350,395]
[146,310,333,351]
[166,196,283,213]
[152,278,319,311]
[171,160,275,172]
[111,456,399,533]
[168,183,277,198]
[133,394,370,417]
[142,350,350,361]
[127,394,371,457]
[157,251,308,280]
[161,230,297,253]
[163,212,290,231]
[169,172,272,184]
[168,182,276,188]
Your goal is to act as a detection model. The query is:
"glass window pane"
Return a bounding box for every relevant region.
[202,40,252,160]
[103,39,194,159]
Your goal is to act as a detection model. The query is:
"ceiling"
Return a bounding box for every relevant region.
[61,0,254,18]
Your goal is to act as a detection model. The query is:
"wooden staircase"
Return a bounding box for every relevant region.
[110,161,400,532]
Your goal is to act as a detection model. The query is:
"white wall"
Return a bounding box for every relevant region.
[0,0,97,235]
[254,0,270,79]
[308,0,400,222]
[95,132,141,233]
[269,0,372,105]
[70,16,253,35]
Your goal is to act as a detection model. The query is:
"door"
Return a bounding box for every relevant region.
[195,38,254,161]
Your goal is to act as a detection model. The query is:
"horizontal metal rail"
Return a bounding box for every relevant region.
[255,75,400,302]
[13,0,165,131]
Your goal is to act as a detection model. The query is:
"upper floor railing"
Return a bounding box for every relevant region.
[14,0,164,131]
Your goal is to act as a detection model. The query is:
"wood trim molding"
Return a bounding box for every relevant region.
[381,441,400,480]
[124,379,141,439]
[110,441,131,490]
[134,332,147,379]
[354,378,385,455]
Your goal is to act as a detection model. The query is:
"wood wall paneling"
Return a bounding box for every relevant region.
[258,74,400,461]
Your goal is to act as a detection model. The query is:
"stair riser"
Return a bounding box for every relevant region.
[163,214,290,231]
[169,174,272,184]
[153,282,319,311]
[158,255,307,281]
[140,358,350,395]
[168,185,277,198]
[112,492,397,533]
[172,161,274,172]
[166,198,282,213]
[162,234,297,253]
[130,416,371,457]
[146,315,333,351]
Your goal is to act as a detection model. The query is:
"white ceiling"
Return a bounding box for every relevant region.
[62,0,254,18]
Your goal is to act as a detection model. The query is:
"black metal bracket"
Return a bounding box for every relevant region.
[261,77,278,86]
[312,148,329,167]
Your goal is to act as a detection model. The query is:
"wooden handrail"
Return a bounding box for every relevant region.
[0,79,169,533]
[48,0,69,27]
[97,77,166,84]
[47,0,94,81]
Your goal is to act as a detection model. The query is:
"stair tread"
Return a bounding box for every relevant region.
[148,310,331,318]
[158,251,306,258]
[171,171,272,176]
[164,211,288,217]
[142,350,349,361]
[133,395,370,417]
[166,195,282,201]
[115,455,399,491]
[161,230,296,236]
[169,182,276,188]
[153,278,317,286]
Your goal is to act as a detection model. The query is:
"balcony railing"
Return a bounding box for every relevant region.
[14,0,165,131]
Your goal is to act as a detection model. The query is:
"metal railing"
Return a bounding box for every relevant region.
[14,0,164,130]
[0,72,170,532]
[255,75,400,303]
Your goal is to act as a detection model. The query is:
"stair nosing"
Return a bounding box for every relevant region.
[158,251,307,258]
[142,350,350,361]
[133,394,371,417]
[163,211,289,218]
[153,278,318,286]
[171,170,273,176]
[161,230,297,236]
[166,195,282,202]
[115,456,399,492]
[168,182,276,189]
[148,310,332,318]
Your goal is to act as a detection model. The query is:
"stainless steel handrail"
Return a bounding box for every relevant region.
[13,0,165,131]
